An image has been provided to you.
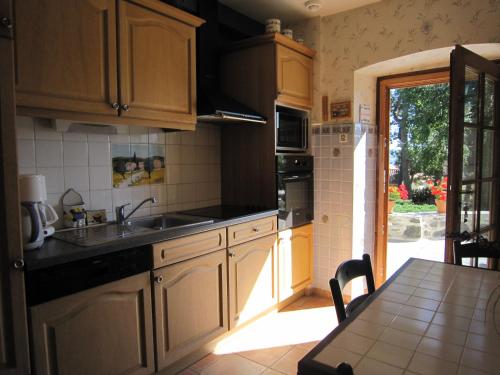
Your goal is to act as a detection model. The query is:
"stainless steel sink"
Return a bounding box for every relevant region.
[53,213,214,247]
[126,213,213,231]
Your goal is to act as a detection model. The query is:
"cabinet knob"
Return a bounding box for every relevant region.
[0,17,12,29]
[228,252,236,257]
[12,259,25,270]
[111,102,120,111]
[154,275,163,284]
[252,227,260,232]
[121,104,130,112]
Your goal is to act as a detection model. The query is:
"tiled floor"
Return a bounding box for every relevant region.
[179,296,336,375]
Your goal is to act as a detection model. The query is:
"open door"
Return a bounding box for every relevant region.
[446,45,500,264]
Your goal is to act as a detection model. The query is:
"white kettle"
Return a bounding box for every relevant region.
[19,175,56,250]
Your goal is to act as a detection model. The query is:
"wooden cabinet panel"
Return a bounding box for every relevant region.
[227,216,277,247]
[119,0,197,124]
[15,0,118,116]
[276,45,313,108]
[0,36,30,375]
[0,0,13,39]
[30,272,154,375]
[154,250,227,370]
[228,234,278,329]
[153,228,226,269]
[278,224,313,303]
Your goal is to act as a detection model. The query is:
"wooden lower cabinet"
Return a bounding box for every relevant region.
[153,249,228,371]
[30,272,154,375]
[278,224,313,304]
[228,234,278,329]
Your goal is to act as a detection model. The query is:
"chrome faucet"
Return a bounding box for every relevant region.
[115,197,157,225]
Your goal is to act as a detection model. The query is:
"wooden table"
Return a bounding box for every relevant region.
[298,258,500,375]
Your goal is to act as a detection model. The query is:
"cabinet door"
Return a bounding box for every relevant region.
[228,234,278,329]
[276,45,313,108]
[15,0,118,116]
[0,0,13,39]
[30,272,154,375]
[0,36,30,375]
[119,0,197,125]
[278,224,313,303]
[154,250,227,371]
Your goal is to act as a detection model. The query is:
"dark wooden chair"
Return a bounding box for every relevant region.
[453,239,500,268]
[329,254,376,323]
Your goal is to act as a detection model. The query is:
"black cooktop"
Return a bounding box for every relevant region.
[179,205,269,220]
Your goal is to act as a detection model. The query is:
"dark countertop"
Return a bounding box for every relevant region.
[24,209,278,271]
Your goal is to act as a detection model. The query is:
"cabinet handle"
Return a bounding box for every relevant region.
[12,259,25,271]
[0,17,12,29]
[252,227,260,232]
[111,102,120,111]
[228,252,236,257]
[121,104,130,112]
[154,275,163,284]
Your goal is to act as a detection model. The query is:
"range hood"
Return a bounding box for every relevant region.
[196,1,266,125]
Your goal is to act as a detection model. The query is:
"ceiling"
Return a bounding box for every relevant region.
[219,0,382,24]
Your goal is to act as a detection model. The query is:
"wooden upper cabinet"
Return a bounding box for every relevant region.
[0,0,13,39]
[30,272,154,375]
[14,0,204,129]
[278,224,313,304]
[15,0,119,117]
[276,44,313,108]
[119,0,198,125]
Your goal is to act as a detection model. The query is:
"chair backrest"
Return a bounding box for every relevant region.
[454,240,500,268]
[329,254,375,323]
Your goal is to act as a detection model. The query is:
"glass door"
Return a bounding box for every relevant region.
[446,45,500,265]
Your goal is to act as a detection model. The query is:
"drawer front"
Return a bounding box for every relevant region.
[153,229,226,269]
[227,216,277,247]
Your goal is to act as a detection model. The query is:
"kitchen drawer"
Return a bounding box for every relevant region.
[152,228,226,269]
[227,216,277,247]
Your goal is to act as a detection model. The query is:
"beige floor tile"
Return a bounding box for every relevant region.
[295,340,319,351]
[190,354,223,373]
[198,354,266,375]
[178,369,198,375]
[408,352,458,375]
[237,345,293,367]
[262,369,284,375]
[271,347,309,375]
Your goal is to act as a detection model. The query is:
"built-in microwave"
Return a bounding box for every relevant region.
[275,105,308,153]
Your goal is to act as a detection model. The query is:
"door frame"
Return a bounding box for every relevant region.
[374,68,450,286]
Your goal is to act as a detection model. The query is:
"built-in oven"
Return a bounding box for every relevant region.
[276,105,309,153]
[277,155,314,230]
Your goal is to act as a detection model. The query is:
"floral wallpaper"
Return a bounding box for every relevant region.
[293,0,500,122]
[291,0,500,292]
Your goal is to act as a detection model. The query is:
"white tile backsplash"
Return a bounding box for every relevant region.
[64,166,89,191]
[17,119,222,227]
[88,142,111,166]
[35,140,63,167]
[17,139,36,168]
[89,166,112,190]
[63,141,88,166]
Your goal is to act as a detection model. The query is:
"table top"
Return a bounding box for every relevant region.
[298,258,500,375]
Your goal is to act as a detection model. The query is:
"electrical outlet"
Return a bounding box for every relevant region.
[339,133,348,143]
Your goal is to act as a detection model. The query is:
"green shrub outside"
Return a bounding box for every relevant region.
[393,200,436,213]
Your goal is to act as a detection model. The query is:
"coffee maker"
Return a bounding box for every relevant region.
[19,175,58,250]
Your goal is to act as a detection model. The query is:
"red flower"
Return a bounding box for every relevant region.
[398,184,409,200]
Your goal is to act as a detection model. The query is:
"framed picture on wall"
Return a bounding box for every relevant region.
[330,101,351,120]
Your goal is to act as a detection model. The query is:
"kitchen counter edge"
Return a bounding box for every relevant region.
[24,210,279,271]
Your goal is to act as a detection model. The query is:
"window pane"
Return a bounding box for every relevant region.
[464,67,479,124]
[460,184,475,233]
[482,129,494,178]
[484,76,495,128]
[480,181,492,229]
[462,127,477,180]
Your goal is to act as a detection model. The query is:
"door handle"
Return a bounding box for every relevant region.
[12,259,25,271]
[0,17,13,29]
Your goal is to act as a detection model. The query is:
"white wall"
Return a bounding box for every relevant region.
[16,117,221,228]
